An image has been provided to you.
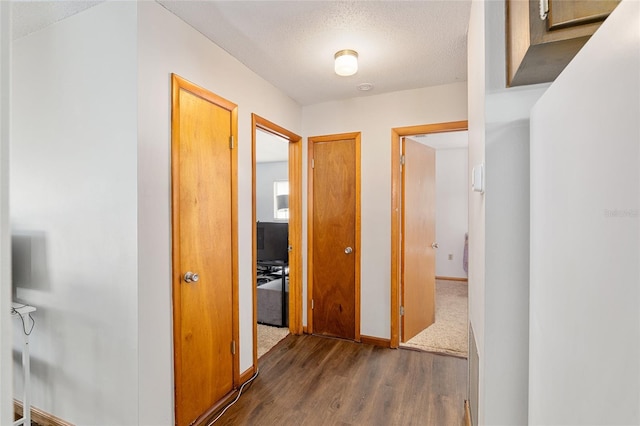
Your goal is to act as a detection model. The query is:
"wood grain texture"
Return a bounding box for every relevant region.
[360,335,391,348]
[215,334,467,425]
[178,83,233,425]
[171,74,239,426]
[240,366,257,385]
[548,0,619,30]
[14,400,73,426]
[436,276,469,282]
[390,130,402,349]
[287,133,303,335]
[465,400,472,426]
[507,0,619,86]
[390,122,468,348]
[308,133,361,340]
[402,138,436,342]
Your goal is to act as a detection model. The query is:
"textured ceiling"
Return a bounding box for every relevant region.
[12,1,104,40]
[158,0,471,105]
[12,0,471,106]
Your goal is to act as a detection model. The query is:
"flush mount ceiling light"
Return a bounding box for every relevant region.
[334,49,358,76]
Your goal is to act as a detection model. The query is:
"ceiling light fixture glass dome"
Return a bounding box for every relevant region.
[334,49,358,76]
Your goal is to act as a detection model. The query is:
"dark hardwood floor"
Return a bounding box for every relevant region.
[215,334,467,425]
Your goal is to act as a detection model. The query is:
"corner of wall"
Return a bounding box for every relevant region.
[0,3,12,425]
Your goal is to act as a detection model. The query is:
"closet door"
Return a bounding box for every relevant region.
[308,132,360,341]
[171,74,239,426]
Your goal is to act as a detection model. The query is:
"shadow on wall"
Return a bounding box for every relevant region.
[11,302,99,417]
[12,231,51,299]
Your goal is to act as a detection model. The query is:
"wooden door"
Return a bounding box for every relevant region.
[308,133,360,340]
[548,0,619,30]
[171,74,238,426]
[401,137,436,342]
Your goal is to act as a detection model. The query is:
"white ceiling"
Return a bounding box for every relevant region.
[256,128,288,163]
[12,1,104,39]
[410,130,468,150]
[11,0,471,106]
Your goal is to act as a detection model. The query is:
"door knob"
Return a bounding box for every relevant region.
[344,247,353,254]
[184,272,199,283]
[431,242,439,249]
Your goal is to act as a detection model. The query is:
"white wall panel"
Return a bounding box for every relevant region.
[529,1,640,423]
[435,147,468,279]
[11,3,138,424]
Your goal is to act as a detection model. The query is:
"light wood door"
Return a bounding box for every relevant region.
[171,74,238,426]
[308,133,360,340]
[401,137,436,342]
[548,0,619,30]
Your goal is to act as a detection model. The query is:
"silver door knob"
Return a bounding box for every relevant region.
[184,272,199,283]
[344,247,353,254]
[431,242,439,249]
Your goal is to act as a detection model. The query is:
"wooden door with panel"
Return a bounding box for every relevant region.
[401,137,436,342]
[171,74,238,426]
[308,133,361,341]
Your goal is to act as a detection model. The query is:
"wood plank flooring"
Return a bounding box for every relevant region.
[215,334,467,425]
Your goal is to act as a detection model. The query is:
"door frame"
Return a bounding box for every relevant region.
[170,74,239,423]
[251,114,303,365]
[390,121,467,348]
[307,132,361,340]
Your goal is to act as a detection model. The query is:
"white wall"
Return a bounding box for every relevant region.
[0,3,12,425]
[256,162,288,222]
[466,2,485,423]
[468,0,550,424]
[11,3,138,424]
[302,82,467,337]
[435,147,468,278]
[529,1,640,423]
[137,3,302,424]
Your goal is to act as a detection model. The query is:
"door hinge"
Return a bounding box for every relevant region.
[287,245,293,252]
[311,299,314,310]
[400,306,405,316]
[229,135,234,149]
[231,340,236,355]
[311,158,315,169]
[400,155,405,166]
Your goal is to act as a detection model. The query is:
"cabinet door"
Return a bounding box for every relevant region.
[507,0,620,86]
[548,0,620,31]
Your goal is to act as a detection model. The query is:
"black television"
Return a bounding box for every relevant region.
[257,222,288,262]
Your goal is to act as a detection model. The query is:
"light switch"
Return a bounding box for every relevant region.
[472,163,484,193]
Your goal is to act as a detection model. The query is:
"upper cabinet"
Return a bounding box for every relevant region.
[507,0,620,87]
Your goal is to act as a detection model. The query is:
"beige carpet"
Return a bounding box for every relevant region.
[257,324,289,358]
[402,279,468,357]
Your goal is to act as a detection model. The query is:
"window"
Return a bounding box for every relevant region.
[273,180,289,220]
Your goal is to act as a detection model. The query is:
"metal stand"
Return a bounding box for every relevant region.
[11,304,36,426]
[256,260,288,327]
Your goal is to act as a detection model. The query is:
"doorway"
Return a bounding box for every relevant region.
[307,132,361,341]
[390,121,468,354]
[170,74,239,426]
[251,114,302,364]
